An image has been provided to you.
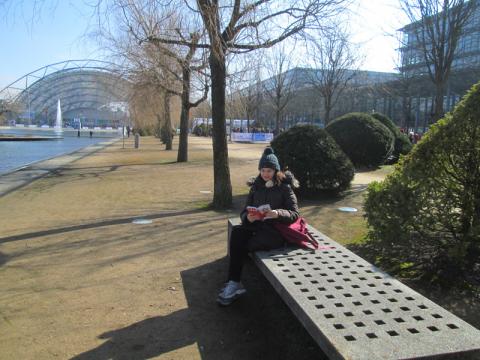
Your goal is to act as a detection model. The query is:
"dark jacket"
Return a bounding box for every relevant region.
[240,171,300,226]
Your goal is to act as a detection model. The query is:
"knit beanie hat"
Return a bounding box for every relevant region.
[258,147,280,171]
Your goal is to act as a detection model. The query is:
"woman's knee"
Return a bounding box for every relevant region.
[248,232,284,252]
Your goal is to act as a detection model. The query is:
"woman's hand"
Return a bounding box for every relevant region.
[265,210,279,219]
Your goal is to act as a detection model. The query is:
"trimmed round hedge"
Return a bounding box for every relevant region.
[364,81,480,282]
[370,112,397,134]
[371,113,412,163]
[326,112,394,168]
[271,125,354,195]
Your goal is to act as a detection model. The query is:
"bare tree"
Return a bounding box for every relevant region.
[192,97,212,121]
[123,38,182,149]
[93,0,209,158]
[127,58,179,148]
[305,26,361,125]
[263,45,297,134]
[225,55,262,132]
[233,54,263,132]
[225,76,243,126]
[145,26,209,160]
[399,0,477,123]
[225,63,245,129]
[241,64,263,132]
[129,82,166,134]
[124,0,349,208]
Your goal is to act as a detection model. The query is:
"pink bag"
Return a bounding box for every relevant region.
[273,217,319,250]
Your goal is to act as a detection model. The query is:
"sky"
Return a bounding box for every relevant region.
[0,0,99,90]
[0,0,408,91]
[349,0,408,72]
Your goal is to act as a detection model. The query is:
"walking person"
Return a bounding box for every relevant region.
[217,147,300,306]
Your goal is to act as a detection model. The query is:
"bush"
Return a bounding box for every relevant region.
[135,126,155,136]
[326,112,394,168]
[271,125,354,195]
[192,124,206,136]
[371,113,412,163]
[370,112,396,134]
[364,82,480,284]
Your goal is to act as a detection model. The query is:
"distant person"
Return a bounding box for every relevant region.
[408,132,414,143]
[127,126,131,138]
[414,133,421,143]
[89,131,93,138]
[77,129,80,137]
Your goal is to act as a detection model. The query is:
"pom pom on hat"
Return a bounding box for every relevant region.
[263,147,274,155]
[258,147,280,171]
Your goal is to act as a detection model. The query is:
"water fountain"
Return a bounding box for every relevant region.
[54,99,63,136]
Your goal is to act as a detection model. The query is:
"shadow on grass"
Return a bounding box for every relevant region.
[346,240,379,265]
[0,208,210,244]
[0,251,9,267]
[40,161,179,184]
[49,161,179,173]
[70,258,327,360]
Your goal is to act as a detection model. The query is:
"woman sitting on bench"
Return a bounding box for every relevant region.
[217,147,300,306]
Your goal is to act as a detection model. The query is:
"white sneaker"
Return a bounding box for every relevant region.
[218,282,228,295]
[217,281,246,306]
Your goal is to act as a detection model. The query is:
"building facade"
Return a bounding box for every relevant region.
[397,0,480,130]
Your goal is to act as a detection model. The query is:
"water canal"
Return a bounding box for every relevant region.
[0,128,119,175]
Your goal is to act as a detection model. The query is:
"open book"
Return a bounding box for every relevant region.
[246,204,272,220]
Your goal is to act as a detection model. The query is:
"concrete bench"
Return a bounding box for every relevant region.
[228,218,480,360]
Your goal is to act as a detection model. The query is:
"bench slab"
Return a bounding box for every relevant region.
[228,218,480,360]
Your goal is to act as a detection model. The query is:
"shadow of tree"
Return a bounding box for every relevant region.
[70,309,196,360]
[0,208,211,244]
[71,258,327,360]
[346,241,379,265]
[0,251,8,267]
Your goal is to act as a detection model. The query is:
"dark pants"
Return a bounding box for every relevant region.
[228,223,284,282]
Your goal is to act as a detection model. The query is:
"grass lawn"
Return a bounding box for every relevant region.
[0,135,478,359]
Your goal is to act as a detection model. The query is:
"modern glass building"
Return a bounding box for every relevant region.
[0,60,131,128]
[397,0,480,129]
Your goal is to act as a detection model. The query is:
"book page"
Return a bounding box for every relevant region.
[247,204,271,220]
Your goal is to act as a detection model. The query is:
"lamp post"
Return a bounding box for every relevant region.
[122,111,125,149]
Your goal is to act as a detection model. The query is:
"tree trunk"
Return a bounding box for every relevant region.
[210,52,232,209]
[433,81,446,124]
[324,95,332,125]
[164,94,173,150]
[402,95,411,130]
[275,109,280,135]
[156,113,163,143]
[177,67,191,162]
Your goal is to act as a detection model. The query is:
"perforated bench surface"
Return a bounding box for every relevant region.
[228,218,480,360]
